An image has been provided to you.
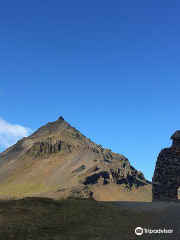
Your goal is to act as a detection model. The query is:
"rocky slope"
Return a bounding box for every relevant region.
[0,117,151,201]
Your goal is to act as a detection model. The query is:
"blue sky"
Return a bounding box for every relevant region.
[0,0,180,181]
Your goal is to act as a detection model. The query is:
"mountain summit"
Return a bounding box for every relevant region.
[0,117,151,201]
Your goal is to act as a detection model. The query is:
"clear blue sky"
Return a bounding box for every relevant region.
[0,0,180,181]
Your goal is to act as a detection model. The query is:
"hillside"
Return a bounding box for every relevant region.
[0,117,151,201]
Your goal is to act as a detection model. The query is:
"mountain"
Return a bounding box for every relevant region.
[0,117,151,201]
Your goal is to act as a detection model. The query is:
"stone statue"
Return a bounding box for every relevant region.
[153,131,180,201]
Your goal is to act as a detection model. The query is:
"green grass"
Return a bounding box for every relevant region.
[0,183,61,197]
[0,197,163,240]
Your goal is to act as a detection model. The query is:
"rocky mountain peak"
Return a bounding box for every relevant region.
[0,116,151,201]
[57,116,64,122]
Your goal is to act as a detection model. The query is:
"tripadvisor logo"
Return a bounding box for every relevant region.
[135,227,143,235]
[135,227,173,235]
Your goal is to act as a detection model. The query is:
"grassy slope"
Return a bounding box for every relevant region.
[0,197,163,240]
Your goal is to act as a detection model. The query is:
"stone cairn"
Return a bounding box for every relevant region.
[152,131,180,201]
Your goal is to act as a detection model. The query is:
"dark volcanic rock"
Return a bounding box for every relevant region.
[153,131,180,201]
[72,165,86,173]
[24,140,73,158]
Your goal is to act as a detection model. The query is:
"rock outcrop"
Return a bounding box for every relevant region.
[23,140,73,157]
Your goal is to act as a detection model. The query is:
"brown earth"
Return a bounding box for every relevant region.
[0,116,152,201]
